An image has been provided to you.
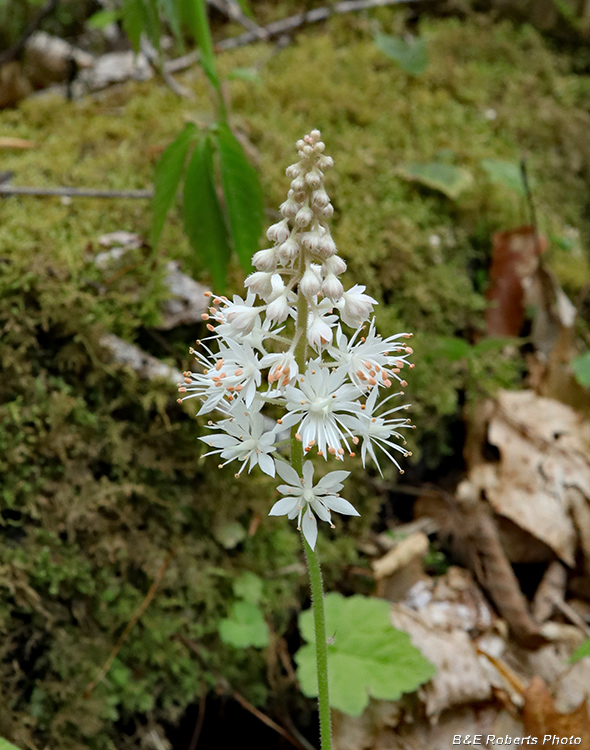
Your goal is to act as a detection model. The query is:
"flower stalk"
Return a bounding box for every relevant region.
[178,130,414,750]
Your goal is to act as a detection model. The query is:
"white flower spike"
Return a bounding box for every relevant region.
[178,129,415,550]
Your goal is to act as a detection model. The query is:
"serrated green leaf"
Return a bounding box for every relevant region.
[219,601,270,648]
[572,351,590,388]
[87,9,121,29]
[480,159,530,196]
[213,123,264,273]
[398,162,474,200]
[295,593,435,716]
[122,0,145,53]
[183,135,230,287]
[0,739,22,750]
[233,571,263,604]
[151,122,197,248]
[570,637,590,663]
[375,33,428,77]
[182,0,219,89]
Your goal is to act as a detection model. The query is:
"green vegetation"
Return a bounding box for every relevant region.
[1,10,590,747]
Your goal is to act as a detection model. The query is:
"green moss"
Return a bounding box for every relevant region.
[1,10,590,747]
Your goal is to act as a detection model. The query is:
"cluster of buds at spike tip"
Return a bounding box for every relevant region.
[177,130,416,550]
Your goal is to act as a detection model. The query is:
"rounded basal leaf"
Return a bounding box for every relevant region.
[295,593,435,716]
[232,571,264,604]
[218,601,270,649]
[397,162,474,200]
[374,33,429,77]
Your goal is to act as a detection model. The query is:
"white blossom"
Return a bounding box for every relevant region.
[269,461,359,549]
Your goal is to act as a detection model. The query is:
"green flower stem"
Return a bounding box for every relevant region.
[289,281,332,750]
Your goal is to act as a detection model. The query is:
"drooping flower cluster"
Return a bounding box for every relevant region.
[178,130,414,549]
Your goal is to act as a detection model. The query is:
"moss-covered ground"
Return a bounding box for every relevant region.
[1,9,590,747]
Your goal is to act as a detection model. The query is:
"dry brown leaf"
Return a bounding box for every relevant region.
[523,676,590,749]
[484,390,590,566]
[486,226,547,336]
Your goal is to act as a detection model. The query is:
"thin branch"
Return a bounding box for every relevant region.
[175,634,307,750]
[187,686,207,750]
[84,550,173,698]
[166,0,423,74]
[0,0,60,68]
[208,0,268,38]
[0,185,153,199]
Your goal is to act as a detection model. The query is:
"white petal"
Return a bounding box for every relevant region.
[302,509,318,550]
[269,497,299,516]
[257,452,276,477]
[302,461,314,485]
[323,496,360,516]
[274,460,301,486]
[316,470,350,491]
[311,499,331,523]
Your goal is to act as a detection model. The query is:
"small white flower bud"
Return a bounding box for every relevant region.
[295,206,313,228]
[323,255,347,275]
[321,274,344,301]
[280,197,299,219]
[303,145,314,156]
[312,189,329,208]
[291,177,305,192]
[286,164,301,179]
[317,235,337,257]
[292,190,306,203]
[252,247,278,272]
[266,294,291,323]
[267,220,290,244]
[310,129,321,141]
[302,231,321,252]
[322,204,334,219]
[305,170,322,190]
[314,141,326,153]
[307,310,333,347]
[278,238,300,263]
[244,271,274,299]
[300,267,321,298]
[318,155,334,170]
[296,139,305,149]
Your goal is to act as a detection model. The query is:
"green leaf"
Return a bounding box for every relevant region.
[143,0,163,54]
[572,351,590,388]
[87,9,121,29]
[122,0,145,53]
[213,123,264,273]
[219,601,270,648]
[182,0,220,89]
[480,159,530,196]
[375,33,429,77]
[158,0,183,42]
[0,739,23,750]
[233,572,263,604]
[571,637,590,663]
[227,67,261,84]
[295,593,435,716]
[397,162,474,200]
[235,0,255,20]
[432,336,471,361]
[183,135,230,287]
[212,520,245,549]
[151,122,198,248]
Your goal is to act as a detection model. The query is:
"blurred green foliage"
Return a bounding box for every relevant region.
[0,8,590,747]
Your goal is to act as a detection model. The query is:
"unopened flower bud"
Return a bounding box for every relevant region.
[244,271,274,299]
[317,235,337,257]
[266,294,291,323]
[295,206,313,228]
[278,238,300,263]
[286,164,301,179]
[252,247,277,271]
[321,274,344,300]
[310,129,321,141]
[323,255,347,275]
[291,177,305,192]
[267,220,290,244]
[322,204,334,219]
[300,267,321,298]
[303,145,314,156]
[305,170,322,190]
[314,141,326,153]
[280,196,299,218]
[301,231,320,252]
[318,155,334,170]
[296,139,305,149]
[312,189,329,208]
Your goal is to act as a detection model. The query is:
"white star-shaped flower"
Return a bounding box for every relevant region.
[268,461,359,549]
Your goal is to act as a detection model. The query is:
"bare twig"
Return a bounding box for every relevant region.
[208,0,268,38]
[84,550,173,698]
[187,686,207,750]
[551,596,590,638]
[166,0,423,74]
[0,0,60,68]
[0,185,153,199]
[175,634,307,750]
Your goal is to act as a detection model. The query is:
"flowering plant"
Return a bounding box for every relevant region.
[178,130,414,749]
